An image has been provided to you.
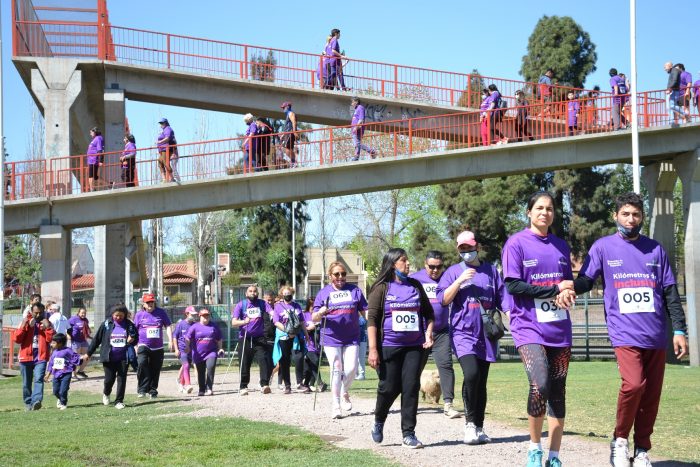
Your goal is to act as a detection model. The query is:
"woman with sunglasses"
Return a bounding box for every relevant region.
[312,261,368,419]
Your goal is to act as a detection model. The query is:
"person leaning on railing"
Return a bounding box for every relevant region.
[120,134,137,188]
[86,127,104,192]
[156,118,176,182]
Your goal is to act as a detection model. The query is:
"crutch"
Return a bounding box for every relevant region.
[237,329,248,395]
[313,299,330,411]
[219,332,242,388]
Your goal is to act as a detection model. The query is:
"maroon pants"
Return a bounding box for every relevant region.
[613,346,665,451]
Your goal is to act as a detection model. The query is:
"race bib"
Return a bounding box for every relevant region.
[110,337,127,348]
[32,335,39,349]
[329,290,352,304]
[246,307,261,319]
[146,327,161,339]
[534,298,567,323]
[53,357,65,370]
[422,283,437,299]
[392,311,419,332]
[617,287,655,314]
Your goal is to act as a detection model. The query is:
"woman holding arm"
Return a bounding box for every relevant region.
[273,286,310,394]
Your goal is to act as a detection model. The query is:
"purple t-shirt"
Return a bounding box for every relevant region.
[480,95,491,115]
[273,301,305,335]
[173,319,194,352]
[610,75,628,104]
[411,269,449,332]
[382,280,425,347]
[436,261,507,362]
[579,234,676,349]
[567,100,580,126]
[233,299,272,338]
[680,71,692,92]
[313,284,368,347]
[87,135,104,165]
[185,322,222,363]
[502,229,573,348]
[134,307,172,350]
[694,80,700,102]
[351,104,365,128]
[157,126,174,150]
[109,320,129,362]
[123,141,136,159]
[47,347,81,377]
[68,315,89,343]
[303,311,318,353]
[244,122,258,152]
[330,37,340,63]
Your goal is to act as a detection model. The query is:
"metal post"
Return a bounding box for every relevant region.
[630,0,641,194]
[292,201,296,294]
[584,292,590,362]
[213,232,218,305]
[0,0,5,373]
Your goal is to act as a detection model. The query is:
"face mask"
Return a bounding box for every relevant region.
[460,251,478,263]
[283,294,293,302]
[616,221,642,239]
[394,269,409,281]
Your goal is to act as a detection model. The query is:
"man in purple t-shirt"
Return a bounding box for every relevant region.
[231,285,273,395]
[410,250,459,419]
[566,192,688,467]
[350,97,377,161]
[609,68,628,130]
[566,92,580,136]
[133,292,173,398]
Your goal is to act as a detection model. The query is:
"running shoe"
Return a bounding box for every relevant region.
[115,402,125,410]
[371,422,384,443]
[476,426,491,444]
[355,374,366,381]
[31,401,42,411]
[102,394,110,406]
[610,437,630,467]
[341,393,352,411]
[283,387,292,395]
[77,371,89,379]
[261,386,271,394]
[185,385,193,394]
[56,400,61,409]
[463,422,479,445]
[545,458,562,467]
[320,383,328,392]
[204,389,213,396]
[177,382,184,393]
[239,388,249,396]
[444,402,461,419]
[137,393,146,398]
[402,433,423,449]
[527,449,544,467]
[632,449,652,467]
[57,403,67,410]
[300,385,311,394]
[331,406,343,419]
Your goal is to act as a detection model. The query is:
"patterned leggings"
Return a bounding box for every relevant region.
[518,344,571,418]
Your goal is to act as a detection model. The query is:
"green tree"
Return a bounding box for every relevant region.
[520,15,597,89]
[457,68,486,108]
[250,50,276,82]
[4,235,41,294]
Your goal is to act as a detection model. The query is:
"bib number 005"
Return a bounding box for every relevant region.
[617,287,654,314]
[392,311,419,332]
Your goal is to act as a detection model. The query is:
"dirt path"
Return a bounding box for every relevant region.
[73,368,675,467]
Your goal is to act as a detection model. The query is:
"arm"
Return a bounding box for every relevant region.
[664,284,688,359]
[366,284,386,369]
[441,267,475,306]
[167,325,174,352]
[505,278,560,298]
[367,325,379,369]
[86,322,105,357]
[290,112,297,132]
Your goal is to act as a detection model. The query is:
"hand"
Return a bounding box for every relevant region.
[318,306,328,316]
[127,336,134,344]
[175,349,180,358]
[555,289,576,309]
[80,354,89,361]
[457,268,476,285]
[40,319,51,330]
[44,375,51,383]
[423,332,434,349]
[368,348,380,369]
[169,342,176,352]
[244,317,251,325]
[28,317,36,328]
[674,334,688,360]
[217,349,225,357]
[557,280,574,292]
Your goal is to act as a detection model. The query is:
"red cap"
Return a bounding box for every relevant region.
[142,292,156,303]
[280,101,292,109]
[456,231,477,247]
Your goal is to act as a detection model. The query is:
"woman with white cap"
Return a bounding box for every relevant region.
[436,230,508,445]
[173,306,198,394]
[243,113,258,172]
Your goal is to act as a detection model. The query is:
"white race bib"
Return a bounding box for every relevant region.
[246,307,261,319]
[53,357,65,370]
[534,298,567,323]
[329,290,352,304]
[617,287,655,314]
[392,311,419,332]
[146,327,161,339]
[110,337,127,348]
[422,283,437,299]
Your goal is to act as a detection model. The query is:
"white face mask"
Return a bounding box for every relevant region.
[460,251,478,263]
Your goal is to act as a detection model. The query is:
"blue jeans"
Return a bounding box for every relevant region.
[352,130,375,159]
[20,361,47,406]
[52,372,72,406]
[667,90,685,121]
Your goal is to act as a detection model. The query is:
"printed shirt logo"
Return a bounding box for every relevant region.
[645,262,660,268]
[523,259,538,267]
[607,259,623,267]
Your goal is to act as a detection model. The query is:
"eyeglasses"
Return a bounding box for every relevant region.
[332,272,347,278]
[427,265,443,271]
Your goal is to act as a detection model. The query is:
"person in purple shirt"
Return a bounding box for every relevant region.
[173,306,198,394]
[133,292,174,398]
[437,231,508,446]
[231,285,273,395]
[301,298,327,392]
[156,118,177,182]
[411,250,460,419]
[693,75,700,116]
[566,91,580,136]
[678,64,693,121]
[68,307,91,379]
[185,309,224,396]
[350,97,377,161]
[44,333,81,410]
[480,89,492,145]
[312,261,368,418]
[242,113,259,172]
[367,248,434,449]
[325,29,348,91]
[85,304,138,409]
[609,68,628,131]
[565,192,688,467]
[86,127,104,192]
[120,134,137,188]
[486,84,508,144]
[501,191,575,467]
[273,286,310,394]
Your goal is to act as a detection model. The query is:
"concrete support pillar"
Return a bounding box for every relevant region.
[39,225,72,316]
[102,89,125,186]
[674,150,700,367]
[93,224,127,323]
[642,162,678,267]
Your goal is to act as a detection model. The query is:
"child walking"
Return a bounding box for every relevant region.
[45,334,82,410]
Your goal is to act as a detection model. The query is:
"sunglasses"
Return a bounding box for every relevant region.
[427,265,443,271]
[332,272,347,278]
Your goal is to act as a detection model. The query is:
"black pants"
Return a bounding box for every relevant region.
[196,358,217,393]
[103,360,128,404]
[303,350,323,387]
[239,335,270,389]
[121,158,136,187]
[293,349,305,385]
[374,345,424,437]
[458,355,491,427]
[136,346,164,396]
[278,339,294,389]
[515,119,533,142]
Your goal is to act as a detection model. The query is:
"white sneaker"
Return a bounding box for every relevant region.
[464,422,479,445]
[115,402,125,410]
[56,400,61,408]
[177,382,184,393]
[57,403,67,410]
[185,385,193,394]
[476,426,491,444]
[341,393,352,411]
[205,389,213,396]
[102,394,110,406]
[137,393,146,398]
[610,437,631,467]
[632,449,652,467]
[332,406,343,419]
[239,388,249,396]
[444,402,461,419]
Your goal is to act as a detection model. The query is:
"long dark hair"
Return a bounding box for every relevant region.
[526,190,556,230]
[369,248,408,293]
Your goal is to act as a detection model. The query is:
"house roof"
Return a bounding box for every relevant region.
[72,262,197,291]
[162,263,196,279]
[72,274,94,291]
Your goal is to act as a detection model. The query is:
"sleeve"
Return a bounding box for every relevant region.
[659,245,677,288]
[366,283,386,328]
[232,303,243,320]
[128,321,139,344]
[412,280,434,323]
[494,266,507,311]
[501,238,523,281]
[272,304,282,324]
[312,293,324,313]
[505,278,559,298]
[15,322,29,341]
[161,310,172,327]
[87,322,104,357]
[44,326,55,343]
[184,325,195,342]
[70,351,82,367]
[435,266,455,304]
[576,243,603,294]
[357,289,368,311]
[172,322,181,340]
[47,354,54,373]
[213,323,222,341]
[663,284,687,333]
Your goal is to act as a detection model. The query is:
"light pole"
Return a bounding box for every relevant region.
[291,201,296,295]
[0,0,7,373]
[630,0,641,194]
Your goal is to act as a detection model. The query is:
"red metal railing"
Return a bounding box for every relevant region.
[3,90,685,202]
[2,327,18,369]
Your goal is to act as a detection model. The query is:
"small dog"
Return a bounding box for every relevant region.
[419,369,441,404]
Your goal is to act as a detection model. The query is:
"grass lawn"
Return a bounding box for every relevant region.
[350,360,700,463]
[0,377,393,467]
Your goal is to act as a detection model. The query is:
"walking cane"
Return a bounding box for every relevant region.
[313,299,330,411]
[219,333,242,388]
[237,329,248,395]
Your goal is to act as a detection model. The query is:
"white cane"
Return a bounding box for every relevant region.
[237,329,248,395]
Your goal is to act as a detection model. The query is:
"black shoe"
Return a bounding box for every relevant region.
[77,371,88,379]
[31,401,42,411]
[371,422,384,443]
[320,383,328,392]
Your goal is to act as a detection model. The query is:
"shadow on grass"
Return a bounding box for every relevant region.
[653,462,699,466]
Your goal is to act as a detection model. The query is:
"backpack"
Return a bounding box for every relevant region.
[241,299,276,340]
[618,81,628,94]
[283,305,303,336]
[498,97,508,110]
[255,118,274,160]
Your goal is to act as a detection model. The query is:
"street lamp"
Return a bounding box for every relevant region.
[630,0,640,194]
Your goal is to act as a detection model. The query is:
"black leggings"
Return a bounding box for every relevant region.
[458,355,491,427]
[303,350,323,387]
[278,339,294,389]
[195,358,217,393]
[518,344,571,418]
[103,360,128,404]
